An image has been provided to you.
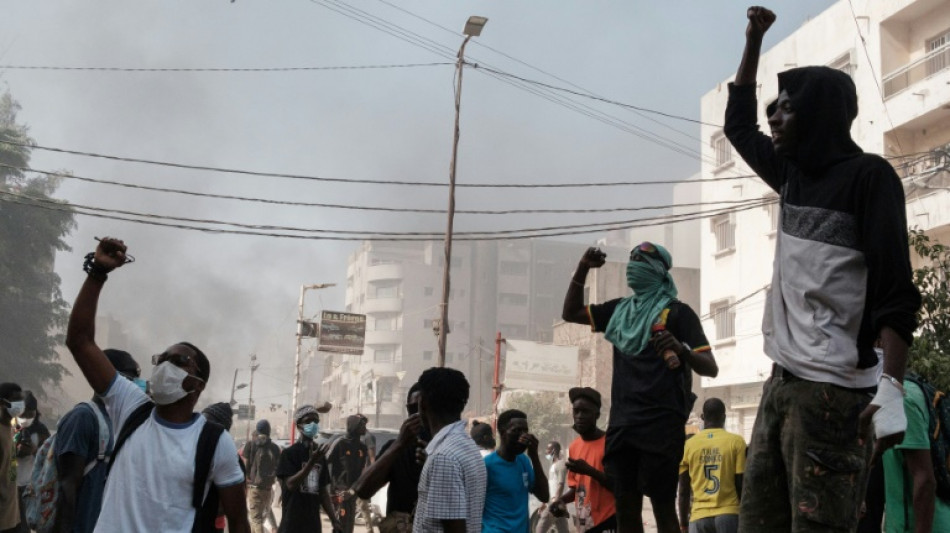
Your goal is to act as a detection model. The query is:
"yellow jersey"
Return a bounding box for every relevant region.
[679,428,746,521]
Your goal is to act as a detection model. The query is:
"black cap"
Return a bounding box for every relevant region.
[104,349,140,378]
[568,387,601,408]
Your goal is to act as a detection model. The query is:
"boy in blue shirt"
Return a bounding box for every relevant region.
[482,409,549,533]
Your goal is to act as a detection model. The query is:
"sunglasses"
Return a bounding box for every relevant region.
[151,351,196,367]
[630,241,670,270]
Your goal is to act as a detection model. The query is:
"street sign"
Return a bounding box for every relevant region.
[236,404,256,420]
[317,311,367,355]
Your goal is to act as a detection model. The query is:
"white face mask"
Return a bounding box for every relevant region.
[5,401,24,418]
[17,417,34,428]
[149,361,202,406]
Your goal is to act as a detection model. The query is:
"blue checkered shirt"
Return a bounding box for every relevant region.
[413,420,487,533]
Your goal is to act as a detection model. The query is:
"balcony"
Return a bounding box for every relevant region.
[883,42,950,98]
[362,297,402,314]
[366,263,403,282]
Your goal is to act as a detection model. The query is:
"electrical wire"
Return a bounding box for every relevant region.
[0,62,453,72]
[0,188,773,241]
[0,187,772,237]
[309,0,726,168]
[473,65,723,128]
[373,0,719,133]
[0,139,759,188]
[845,0,903,155]
[9,164,765,215]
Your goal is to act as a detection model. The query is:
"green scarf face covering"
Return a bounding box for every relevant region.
[604,245,678,356]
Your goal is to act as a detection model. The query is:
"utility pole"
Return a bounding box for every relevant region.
[246,354,259,441]
[291,283,336,444]
[492,331,504,431]
[438,16,488,367]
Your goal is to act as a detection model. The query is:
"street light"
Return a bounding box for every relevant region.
[229,381,248,407]
[438,15,488,368]
[290,283,335,443]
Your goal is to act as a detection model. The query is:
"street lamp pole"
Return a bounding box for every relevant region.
[438,15,487,368]
[291,282,336,444]
[246,354,259,442]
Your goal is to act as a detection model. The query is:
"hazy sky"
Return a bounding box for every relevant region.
[1,1,835,413]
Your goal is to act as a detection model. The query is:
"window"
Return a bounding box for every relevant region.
[712,133,732,168]
[378,381,394,402]
[927,30,950,76]
[500,293,528,306]
[423,351,433,361]
[500,261,528,275]
[424,286,434,296]
[373,345,397,363]
[712,214,736,253]
[828,52,854,77]
[372,313,399,331]
[710,299,736,340]
[370,280,400,299]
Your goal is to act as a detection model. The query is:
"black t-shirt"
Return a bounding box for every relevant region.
[589,299,709,436]
[276,441,330,533]
[376,439,423,515]
[327,436,368,489]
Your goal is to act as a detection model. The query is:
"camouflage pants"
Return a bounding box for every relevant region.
[738,371,873,533]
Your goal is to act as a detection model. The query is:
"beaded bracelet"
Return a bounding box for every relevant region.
[82,252,110,282]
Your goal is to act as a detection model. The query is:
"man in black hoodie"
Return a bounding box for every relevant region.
[726,7,921,533]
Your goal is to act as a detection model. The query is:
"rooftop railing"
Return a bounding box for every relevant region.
[883,42,950,98]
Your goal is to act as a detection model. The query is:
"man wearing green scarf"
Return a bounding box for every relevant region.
[562,243,719,533]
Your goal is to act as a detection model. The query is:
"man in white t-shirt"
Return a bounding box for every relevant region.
[64,236,250,533]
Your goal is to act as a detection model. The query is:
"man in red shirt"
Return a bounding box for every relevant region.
[549,387,616,533]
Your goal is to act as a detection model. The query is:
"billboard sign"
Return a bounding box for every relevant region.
[504,340,578,393]
[318,311,367,355]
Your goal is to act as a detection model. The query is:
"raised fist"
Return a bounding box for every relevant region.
[746,6,776,40]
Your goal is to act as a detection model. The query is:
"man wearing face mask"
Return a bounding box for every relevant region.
[327,415,369,533]
[482,409,549,533]
[563,244,718,533]
[352,383,427,533]
[14,391,50,531]
[243,419,281,533]
[64,237,250,533]
[53,349,142,533]
[1,383,25,533]
[534,441,569,533]
[276,405,341,533]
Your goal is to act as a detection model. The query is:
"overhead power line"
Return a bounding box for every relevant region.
[0,163,763,215]
[0,188,774,241]
[473,66,722,128]
[0,139,759,188]
[0,62,453,72]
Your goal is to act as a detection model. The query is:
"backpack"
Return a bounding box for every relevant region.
[23,401,110,532]
[108,402,226,533]
[904,374,950,502]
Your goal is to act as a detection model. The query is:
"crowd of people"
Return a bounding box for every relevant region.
[1,4,948,533]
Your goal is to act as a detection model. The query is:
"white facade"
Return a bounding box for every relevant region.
[699,0,950,439]
[318,239,589,430]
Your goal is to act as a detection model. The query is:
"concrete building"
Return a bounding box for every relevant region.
[698,0,950,439]
[318,239,589,429]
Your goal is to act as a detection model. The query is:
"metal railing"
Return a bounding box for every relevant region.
[883,42,950,98]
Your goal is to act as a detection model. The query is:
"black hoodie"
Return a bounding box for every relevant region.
[724,66,920,388]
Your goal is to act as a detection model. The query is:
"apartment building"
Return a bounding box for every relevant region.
[318,239,586,429]
[699,0,950,439]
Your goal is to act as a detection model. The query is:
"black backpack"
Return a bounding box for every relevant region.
[108,402,227,533]
[903,374,950,503]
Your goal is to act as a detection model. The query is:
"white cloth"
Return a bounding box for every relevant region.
[413,420,487,533]
[548,457,567,500]
[93,375,244,533]
[870,376,907,439]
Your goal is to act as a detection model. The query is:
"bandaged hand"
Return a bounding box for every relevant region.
[869,377,906,439]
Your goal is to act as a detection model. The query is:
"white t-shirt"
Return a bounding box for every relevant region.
[93,375,245,533]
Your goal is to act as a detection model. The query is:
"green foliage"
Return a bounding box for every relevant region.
[0,91,75,394]
[908,229,950,392]
[502,391,571,445]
